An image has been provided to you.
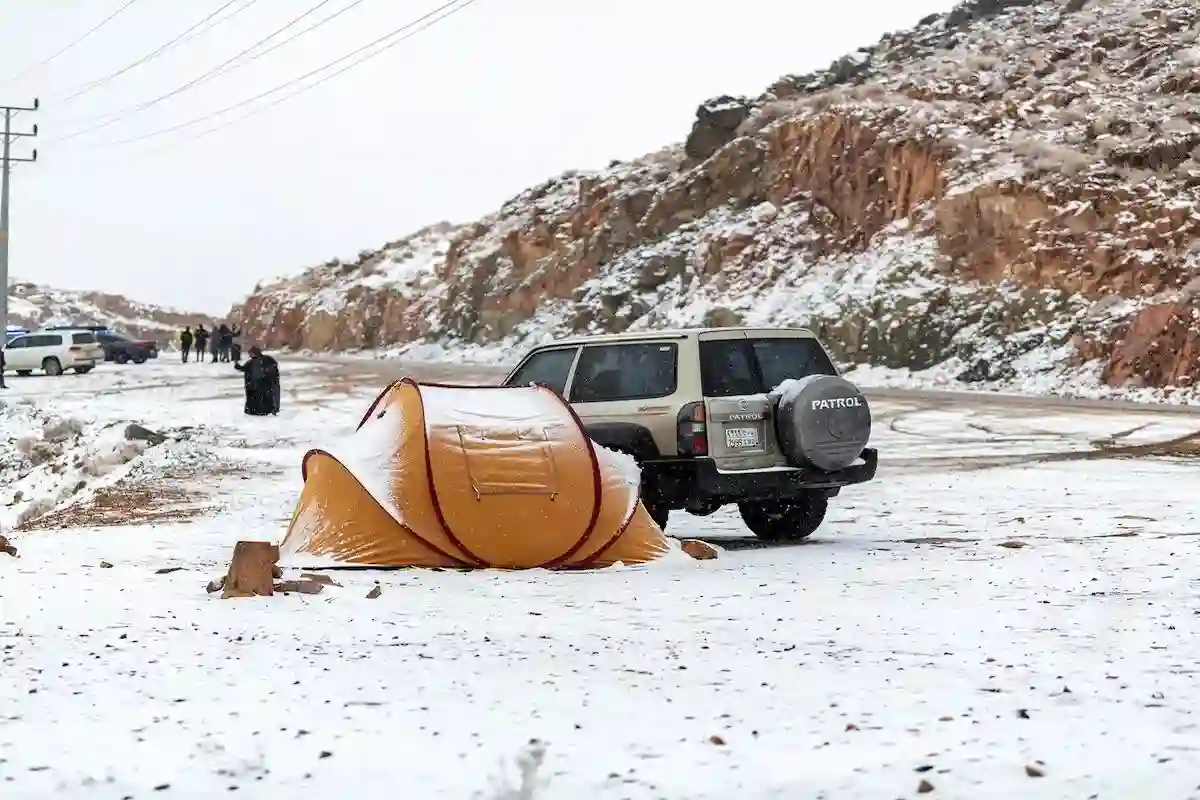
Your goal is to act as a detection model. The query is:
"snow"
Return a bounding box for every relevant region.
[3,358,1200,797]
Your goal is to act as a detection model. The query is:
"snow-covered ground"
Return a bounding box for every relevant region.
[3,360,1200,798]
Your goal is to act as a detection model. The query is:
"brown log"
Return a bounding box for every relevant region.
[221,541,279,599]
[275,579,324,595]
[299,572,340,586]
[680,539,719,560]
[0,535,16,557]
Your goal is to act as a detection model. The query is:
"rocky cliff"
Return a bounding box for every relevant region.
[7,282,206,344]
[231,0,1200,396]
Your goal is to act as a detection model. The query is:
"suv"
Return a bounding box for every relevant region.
[44,325,159,363]
[500,327,877,541]
[3,329,105,376]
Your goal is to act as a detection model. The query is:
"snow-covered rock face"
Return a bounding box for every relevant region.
[230,0,1200,396]
[6,281,206,344]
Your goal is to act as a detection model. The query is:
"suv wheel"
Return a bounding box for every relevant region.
[42,357,63,377]
[738,492,828,542]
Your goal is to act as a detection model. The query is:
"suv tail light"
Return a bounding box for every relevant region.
[676,401,707,456]
[68,345,81,352]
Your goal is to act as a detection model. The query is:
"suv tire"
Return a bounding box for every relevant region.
[738,492,828,542]
[42,357,63,377]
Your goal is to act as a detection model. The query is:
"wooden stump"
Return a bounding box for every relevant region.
[221,541,280,599]
[0,535,16,557]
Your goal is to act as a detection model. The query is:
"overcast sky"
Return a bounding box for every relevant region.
[1,0,957,314]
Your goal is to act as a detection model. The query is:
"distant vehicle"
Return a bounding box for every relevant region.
[43,325,159,362]
[3,328,105,376]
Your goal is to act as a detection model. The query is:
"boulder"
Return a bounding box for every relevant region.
[684,96,754,161]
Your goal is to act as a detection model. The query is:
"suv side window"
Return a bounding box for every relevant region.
[26,334,61,348]
[570,343,677,403]
[72,332,95,345]
[97,334,116,343]
[506,347,578,395]
[6,336,27,349]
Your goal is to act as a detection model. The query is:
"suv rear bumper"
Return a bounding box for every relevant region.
[647,448,878,507]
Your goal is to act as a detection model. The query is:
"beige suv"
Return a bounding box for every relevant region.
[501,327,877,541]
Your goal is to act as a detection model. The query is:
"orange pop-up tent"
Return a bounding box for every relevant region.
[278,378,671,568]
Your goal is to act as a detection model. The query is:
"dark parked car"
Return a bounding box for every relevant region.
[97,331,159,363]
[45,326,159,363]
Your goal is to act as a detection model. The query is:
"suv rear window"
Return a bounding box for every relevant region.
[570,342,678,403]
[506,347,578,395]
[699,337,837,397]
[72,332,95,344]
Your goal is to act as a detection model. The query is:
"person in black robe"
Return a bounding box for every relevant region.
[234,346,280,415]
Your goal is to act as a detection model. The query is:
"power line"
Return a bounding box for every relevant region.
[48,0,360,140]
[1,0,143,87]
[91,0,478,151]
[166,0,480,151]
[56,0,262,104]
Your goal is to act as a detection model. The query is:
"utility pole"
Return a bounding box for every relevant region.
[0,98,39,336]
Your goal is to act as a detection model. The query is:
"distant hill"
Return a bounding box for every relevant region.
[7,281,208,344]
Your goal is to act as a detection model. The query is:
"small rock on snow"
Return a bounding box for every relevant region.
[123,424,167,446]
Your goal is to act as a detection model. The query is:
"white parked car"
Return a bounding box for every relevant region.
[3,328,105,376]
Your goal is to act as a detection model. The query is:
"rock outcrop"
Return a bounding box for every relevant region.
[231,0,1200,393]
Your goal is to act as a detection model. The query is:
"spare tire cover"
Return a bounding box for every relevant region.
[773,375,872,471]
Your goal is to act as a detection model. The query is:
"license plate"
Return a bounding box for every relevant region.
[725,427,759,449]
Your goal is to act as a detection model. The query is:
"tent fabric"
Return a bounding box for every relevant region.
[278,378,671,568]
